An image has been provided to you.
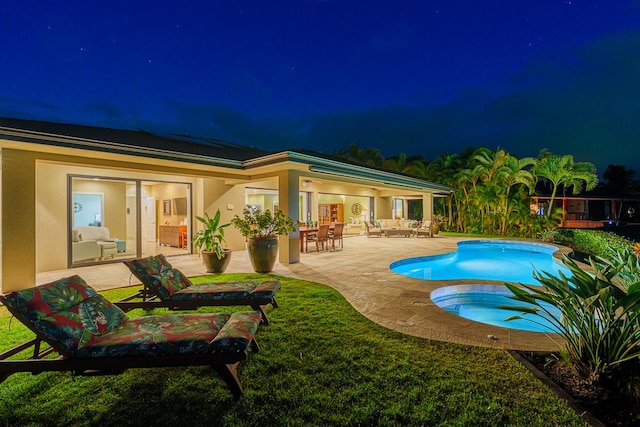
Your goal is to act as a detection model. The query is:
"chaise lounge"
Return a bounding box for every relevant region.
[0,275,262,397]
[121,254,280,324]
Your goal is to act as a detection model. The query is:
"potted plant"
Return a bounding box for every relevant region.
[192,209,232,273]
[431,215,443,235]
[232,205,295,273]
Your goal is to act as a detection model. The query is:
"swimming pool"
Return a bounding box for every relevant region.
[390,240,571,332]
[430,285,559,333]
[390,240,571,285]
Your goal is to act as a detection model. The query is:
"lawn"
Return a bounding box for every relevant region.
[0,274,587,426]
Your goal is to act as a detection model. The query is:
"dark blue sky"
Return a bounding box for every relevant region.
[2,1,640,176]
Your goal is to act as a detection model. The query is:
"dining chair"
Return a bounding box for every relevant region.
[328,222,344,250]
[307,224,330,252]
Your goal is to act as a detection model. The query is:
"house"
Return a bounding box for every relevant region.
[0,117,452,294]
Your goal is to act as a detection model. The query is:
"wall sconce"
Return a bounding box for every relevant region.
[302,180,312,188]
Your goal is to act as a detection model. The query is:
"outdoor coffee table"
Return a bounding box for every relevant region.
[385,228,413,237]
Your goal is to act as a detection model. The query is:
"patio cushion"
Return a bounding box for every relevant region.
[170,281,254,301]
[210,311,263,351]
[75,312,228,358]
[146,268,193,298]
[124,254,173,283]
[2,275,127,355]
[75,311,262,357]
[168,280,281,302]
[251,280,282,299]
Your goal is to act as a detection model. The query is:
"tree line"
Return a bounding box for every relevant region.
[333,144,638,237]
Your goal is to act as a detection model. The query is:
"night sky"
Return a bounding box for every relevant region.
[2,1,640,176]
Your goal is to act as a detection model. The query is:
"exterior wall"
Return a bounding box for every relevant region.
[377,196,393,219]
[200,178,246,252]
[1,149,37,293]
[1,132,448,292]
[36,162,68,272]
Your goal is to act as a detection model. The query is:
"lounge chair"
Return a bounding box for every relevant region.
[121,254,280,325]
[416,220,433,238]
[364,221,383,237]
[0,275,261,398]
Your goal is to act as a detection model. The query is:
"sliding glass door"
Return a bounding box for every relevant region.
[69,176,191,266]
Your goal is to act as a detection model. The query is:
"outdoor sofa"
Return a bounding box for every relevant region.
[0,275,262,397]
[377,219,419,237]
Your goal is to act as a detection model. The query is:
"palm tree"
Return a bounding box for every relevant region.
[497,155,536,233]
[533,154,598,217]
[382,152,409,172]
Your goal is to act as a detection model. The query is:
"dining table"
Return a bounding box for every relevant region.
[299,224,334,252]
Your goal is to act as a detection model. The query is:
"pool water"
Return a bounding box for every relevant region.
[390,240,571,332]
[390,240,571,285]
[430,285,559,333]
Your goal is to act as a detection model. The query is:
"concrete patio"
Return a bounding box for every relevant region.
[37,234,569,352]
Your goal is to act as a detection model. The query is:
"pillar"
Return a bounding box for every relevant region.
[422,194,433,221]
[1,149,37,293]
[277,170,300,264]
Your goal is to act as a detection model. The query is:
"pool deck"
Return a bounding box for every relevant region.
[36,234,574,352]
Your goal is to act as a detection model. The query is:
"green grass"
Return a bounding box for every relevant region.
[0,274,588,426]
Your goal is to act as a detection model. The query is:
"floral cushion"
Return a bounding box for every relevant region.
[250,280,282,299]
[168,280,281,302]
[124,255,193,298]
[146,268,193,299]
[124,254,173,283]
[1,275,127,356]
[210,311,263,351]
[124,255,280,302]
[170,282,255,301]
[76,311,262,358]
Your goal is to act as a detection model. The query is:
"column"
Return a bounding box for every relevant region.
[277,170,301,264]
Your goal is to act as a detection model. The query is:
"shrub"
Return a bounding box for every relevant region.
[231,205,295,238]
[571,229,634,258]
[501,254,640,399]
[541,228,634,259]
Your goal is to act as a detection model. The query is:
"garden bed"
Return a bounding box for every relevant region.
[515,351,640,427]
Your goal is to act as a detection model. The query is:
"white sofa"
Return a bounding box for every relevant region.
[375,219,419,237]
[72,226,118,262]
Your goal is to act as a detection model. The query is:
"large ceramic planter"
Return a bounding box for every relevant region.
[202,249,232,273]
[247,236,279,273]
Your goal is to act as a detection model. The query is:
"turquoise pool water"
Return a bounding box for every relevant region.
[390,240,571,332]
[430,285,559,333]
[390,240,571,285]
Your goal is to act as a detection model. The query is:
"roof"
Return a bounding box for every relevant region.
[0,116,269,166]
[0,116,453,193]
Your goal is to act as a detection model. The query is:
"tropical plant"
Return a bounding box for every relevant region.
[501,255,640,398]
[232,205,295,238]
[192,209,231,259]
[533,153,599,217]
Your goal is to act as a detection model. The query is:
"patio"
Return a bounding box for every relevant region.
[37,234,566,352]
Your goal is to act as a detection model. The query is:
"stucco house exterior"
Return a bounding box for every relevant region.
[0,117,452,293]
